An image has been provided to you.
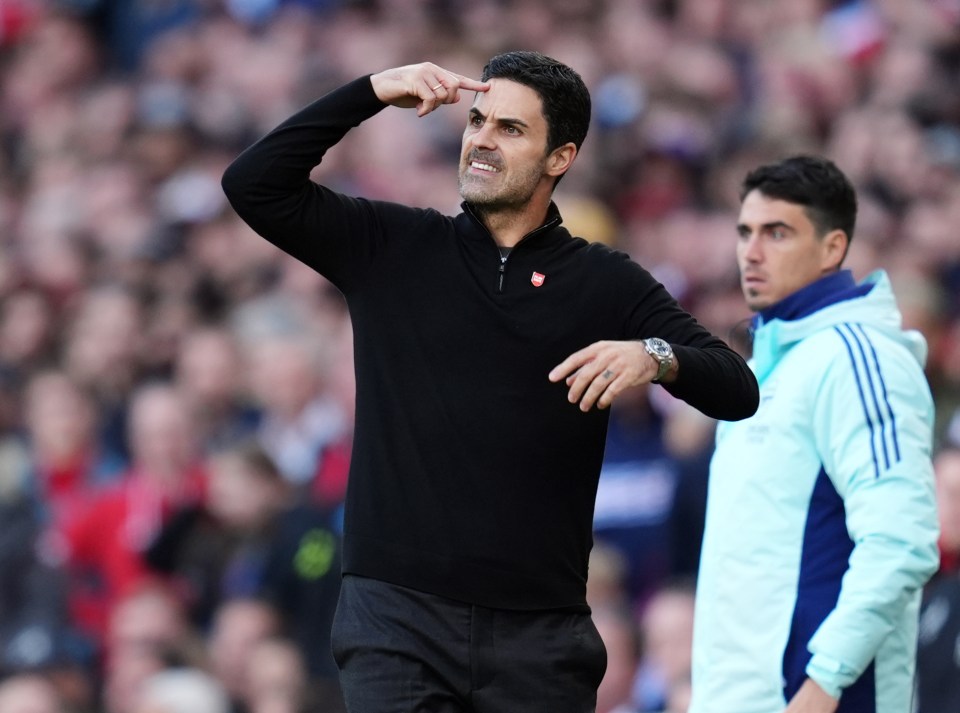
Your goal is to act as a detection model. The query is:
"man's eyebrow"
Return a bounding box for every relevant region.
[737,220,794,234]
[468,107,530,128]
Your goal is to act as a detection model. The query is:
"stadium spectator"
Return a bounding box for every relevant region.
[172,326,260,455]
[206,597,283,713]
[130,667,230,713]
[0,476,73,678]
[635,580,695,713]
[62,383,206,646]
[0,673,66,713]
[22,369,126,530]
[61,284,148,460]
[932,446,960,579]
[101,582,205,713]
[145,441,342,683]
[593,384,686,610]
[0,287,58,379]
[916,446,960,713]
[242,635,347,713]
[593,604,643,713]
[244,332,347,498]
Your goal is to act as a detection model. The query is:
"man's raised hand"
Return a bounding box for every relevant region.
[371,62,490,117]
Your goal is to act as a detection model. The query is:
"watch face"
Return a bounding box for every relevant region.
[647,338,671,357]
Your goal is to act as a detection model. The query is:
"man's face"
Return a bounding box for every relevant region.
[736,189,843,311]
[458,78,553,209]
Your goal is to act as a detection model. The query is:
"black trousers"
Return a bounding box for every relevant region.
[331,574,607,713]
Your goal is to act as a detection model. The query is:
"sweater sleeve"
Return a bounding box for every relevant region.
[805,325,940,698]
[617,261,758,422]
[220,76,391,289]
[667,340,758,422]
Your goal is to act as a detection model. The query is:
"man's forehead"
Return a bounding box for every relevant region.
[470,78,544,120]
[738,190,806,223]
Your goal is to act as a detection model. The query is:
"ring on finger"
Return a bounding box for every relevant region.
[603,370,614,380]
[431,83,443,91]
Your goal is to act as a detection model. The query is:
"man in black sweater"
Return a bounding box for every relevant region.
[222,51,758,713]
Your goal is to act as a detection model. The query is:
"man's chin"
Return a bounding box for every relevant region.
[743,290,767,312]
[458,181,487,204]
[460,189,505,211]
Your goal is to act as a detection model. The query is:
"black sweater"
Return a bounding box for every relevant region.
[222,76,759,610]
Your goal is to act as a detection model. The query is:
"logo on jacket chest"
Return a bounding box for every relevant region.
[531,271,545,287]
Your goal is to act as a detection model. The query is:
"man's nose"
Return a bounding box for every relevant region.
[741,234,763,262]
[470,123,497,150]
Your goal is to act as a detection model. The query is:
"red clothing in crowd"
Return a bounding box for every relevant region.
[940,542,959,578]
[33,450,124,531]
[62,466,207,641]
[312,435,351,511]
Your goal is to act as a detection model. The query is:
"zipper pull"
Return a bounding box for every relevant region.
[498,262,505,292]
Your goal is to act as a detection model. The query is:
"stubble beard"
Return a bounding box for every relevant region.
[742,287,766,312]
[458,159,546,214]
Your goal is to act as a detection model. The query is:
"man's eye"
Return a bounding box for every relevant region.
[504,126,519,135]
[469,116,482,127]
[772,228,786,239]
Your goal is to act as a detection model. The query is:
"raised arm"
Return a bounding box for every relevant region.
[220,63,487,283]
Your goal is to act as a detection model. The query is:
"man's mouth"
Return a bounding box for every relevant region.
[470,160,501,173]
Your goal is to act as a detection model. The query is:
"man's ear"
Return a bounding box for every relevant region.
[821,229,849,270]
[546,143,577,178]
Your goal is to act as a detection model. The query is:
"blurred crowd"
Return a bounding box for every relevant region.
[0,0,959,712]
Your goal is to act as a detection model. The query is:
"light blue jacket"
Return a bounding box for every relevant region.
[690,270,940,713]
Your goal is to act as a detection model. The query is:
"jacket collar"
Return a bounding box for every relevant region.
[752,269,875,329]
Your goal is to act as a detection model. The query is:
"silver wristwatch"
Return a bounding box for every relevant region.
[643,337,675,383]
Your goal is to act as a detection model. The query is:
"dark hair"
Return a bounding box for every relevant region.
[740,155,858,242]
[480,50,591,154]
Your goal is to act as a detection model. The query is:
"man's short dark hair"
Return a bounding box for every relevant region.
[740,155,858,242]
[480,50,591,155]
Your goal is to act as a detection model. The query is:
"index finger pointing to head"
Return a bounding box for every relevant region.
[446,72,490,92]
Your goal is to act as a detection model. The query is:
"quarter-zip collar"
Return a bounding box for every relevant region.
[460,200,565,251]
[459,201,567,293]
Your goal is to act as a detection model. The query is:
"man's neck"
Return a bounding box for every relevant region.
[479,208,547,248]
[471,191,554,248]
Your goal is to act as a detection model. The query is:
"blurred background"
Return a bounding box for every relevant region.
[0,1,958,712]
